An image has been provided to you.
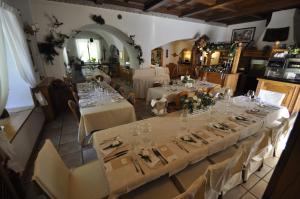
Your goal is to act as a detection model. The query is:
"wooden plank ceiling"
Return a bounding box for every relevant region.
[70,0,300,24]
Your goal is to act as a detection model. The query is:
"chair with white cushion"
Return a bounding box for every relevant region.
[119,175,180,199]
[32,139,109,199]
[258,89,285,106]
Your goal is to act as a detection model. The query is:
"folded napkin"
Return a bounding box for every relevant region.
[178,134,203,147]
[208,122,236,134]
[157,145,177,162]
[138,149,160,168]
[229,115,256,127]
[105,155,131,171]
[193,130,221,143]
[103,144,130,161]
[246,108,268,117]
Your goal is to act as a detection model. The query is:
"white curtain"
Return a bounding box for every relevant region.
[0,1,38,115]
[76,38,101,62]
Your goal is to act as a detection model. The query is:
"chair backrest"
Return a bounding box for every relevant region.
[152,100,168,116]
[68,100,80,123]
[153,82,162,87]
[127,92,136,105]
[174,175,207,199]
[258,89,285,106]
[95,75,104,81]
[33,140,70,199]
[205,149,243,199]
[72,91,79,103]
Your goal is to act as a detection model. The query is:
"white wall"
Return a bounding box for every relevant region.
[160,39,194,66]
[225,20,267,45]
[31,0,227,78]
[257,9,300,49]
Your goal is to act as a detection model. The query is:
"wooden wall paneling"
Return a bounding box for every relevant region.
[231,45,242,74]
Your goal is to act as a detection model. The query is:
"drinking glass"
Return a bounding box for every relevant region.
[246,90,255,100]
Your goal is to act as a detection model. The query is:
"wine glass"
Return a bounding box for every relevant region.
[246,90,255,101]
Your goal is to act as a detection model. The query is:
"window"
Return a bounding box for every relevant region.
[75,39,101,63]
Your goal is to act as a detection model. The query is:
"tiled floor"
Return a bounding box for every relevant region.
[223,156,279,199]
[22,98,154,182]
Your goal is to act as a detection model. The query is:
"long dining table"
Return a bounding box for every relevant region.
[146,80,221,104]
[92,96,289,197]
[77,82,136,144]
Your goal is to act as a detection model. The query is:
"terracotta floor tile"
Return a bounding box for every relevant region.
[241,192,257,199]
[249,180,268,199]
[242,174,260,190]
[264,157,279,168]
[255,164,272,178]
[223,185,247,199]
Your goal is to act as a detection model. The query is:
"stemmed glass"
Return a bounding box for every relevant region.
[246,90,255,101]
[224,88,232,115]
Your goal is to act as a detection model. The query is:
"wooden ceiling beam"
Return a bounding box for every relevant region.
[207,0,300,22]
[179,0,244,17]
[144,0,168,11]
[166,0,192,10]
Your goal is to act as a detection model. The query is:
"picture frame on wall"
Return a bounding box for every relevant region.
[231,27,256,43]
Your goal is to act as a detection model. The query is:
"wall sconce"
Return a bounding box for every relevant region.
[24,23,39,36]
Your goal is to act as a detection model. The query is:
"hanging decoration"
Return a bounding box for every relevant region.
[38,15,69,64]
[91,14,105,25]
[117,14,122,20]
[127,35,144,65]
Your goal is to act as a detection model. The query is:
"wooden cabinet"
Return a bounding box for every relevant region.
[199,71,240,94]
[256,78,300,113]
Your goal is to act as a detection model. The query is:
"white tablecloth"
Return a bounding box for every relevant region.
[133,67,170,99]
[92,97,289,197]
[146,81,220,103]
[77,82,136,144]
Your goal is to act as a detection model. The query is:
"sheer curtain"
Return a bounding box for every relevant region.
[76,38,101,62]
[0,1,38,115]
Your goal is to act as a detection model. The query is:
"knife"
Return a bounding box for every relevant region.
[104,151,128,162]
[152,148,168,165]
[191,133,209,144]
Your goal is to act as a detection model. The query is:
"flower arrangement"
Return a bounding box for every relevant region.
[181,92,215,113]
[181,75,195,84]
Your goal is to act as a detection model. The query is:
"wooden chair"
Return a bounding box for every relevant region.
[68,100,80,123]
[166,63,177,79]
[127,92,136,105]
[72,91,79,103]
[175,91,189,110]
[153,82,162,87]
[95,75,104,81]
[32,140,109,199]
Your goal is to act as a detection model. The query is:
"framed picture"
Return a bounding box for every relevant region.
[231,27,256,43]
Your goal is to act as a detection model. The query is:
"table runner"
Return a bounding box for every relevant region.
[92,97,289,197]
[78,82,136,144]
[146,81,221,104]
[82,67,111,84]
